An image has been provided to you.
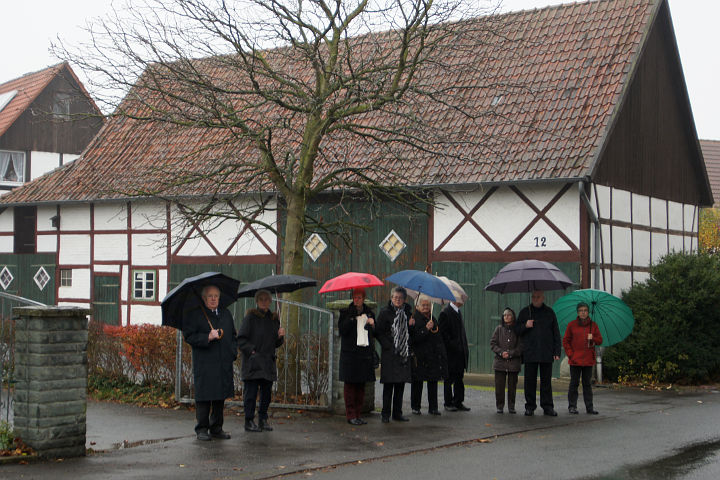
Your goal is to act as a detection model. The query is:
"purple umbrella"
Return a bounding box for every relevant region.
[484,259,573,294]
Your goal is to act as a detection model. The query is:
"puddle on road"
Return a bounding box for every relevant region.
[586,439,720,479]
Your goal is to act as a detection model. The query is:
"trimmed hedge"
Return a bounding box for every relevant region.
[604,252,720,384]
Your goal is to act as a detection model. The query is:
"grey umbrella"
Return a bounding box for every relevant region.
[484,259,573,293]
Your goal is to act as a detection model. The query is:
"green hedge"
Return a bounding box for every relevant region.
[604,252,720,384]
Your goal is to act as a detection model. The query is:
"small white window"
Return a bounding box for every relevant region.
[379,230,406,262]
[0,150,25,183]
[133,270,156,301]
[0,266,14,290]
[303,233,327,262]
[34,267,50,290]
[60,269,73,287]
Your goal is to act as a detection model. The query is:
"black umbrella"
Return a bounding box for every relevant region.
[161,272,240,329]
[236,274,317,298]
[484,259,573,294]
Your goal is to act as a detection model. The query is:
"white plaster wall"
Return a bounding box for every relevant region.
[59,205,91,231]
[433,191,471,250]
[94,234,128,261]
[0,208,13,233]
[58,268,91,300]
[684,205,698,232]
[130,304,162,325]
[36,234,57,253]
[131,233,167,266]
[30,151,60,180]
[685,235,697,252]
[651,232,668,264]
[95,204,128,231]
[650,198,667,229]
[511,219,573,251]
[58,301,91,308]
[63,154,80,165]
[131,202,167,229]
[633,271,650,285]
[668,234,685,253]
[632,230,651,267]
[611,189,632,223]
[175,235,217,256]
[612,271,633,296]
[94,264,121,273]
[544,187,580,247]
[0,236,13,253]
[158,268,168,300]
[611,226,632,265]
[631,193,650,226]
[668,201,684,231]
[37,206,58,233]
[59,235,91,264]
[121,307,128,327]
[473,187,535,250]
[593,185,611,219]
[121,265,128,302]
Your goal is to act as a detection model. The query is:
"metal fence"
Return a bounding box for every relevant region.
[0,292,46,425]
[175,297,334,411]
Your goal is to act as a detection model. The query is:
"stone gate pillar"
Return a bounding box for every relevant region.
[13,306,90,458]
[327,299,377,416]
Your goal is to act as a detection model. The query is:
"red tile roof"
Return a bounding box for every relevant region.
[1,0,661,204]
[701,139,720,206]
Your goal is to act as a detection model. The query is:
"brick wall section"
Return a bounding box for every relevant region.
[13,306,90,458]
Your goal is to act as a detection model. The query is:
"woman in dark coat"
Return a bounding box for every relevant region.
[182,285,237,441]
[490,307,523,414]
[409,295,448,416]
[237,289,285,432]
[375,286,413,423]
[338,288,376,425]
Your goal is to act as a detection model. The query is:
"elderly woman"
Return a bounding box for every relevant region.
[375,286,413,423]
[409,295,448,416]
[490,307,523,414]
[563,301,603,415]
[338,288,376,425]
[237,289,285,432]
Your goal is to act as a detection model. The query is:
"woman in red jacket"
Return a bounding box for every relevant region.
[562,302,602,415]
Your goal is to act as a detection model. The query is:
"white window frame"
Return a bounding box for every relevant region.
[0,149,26,185]
[132,270,156,301]
[60,269,73,287]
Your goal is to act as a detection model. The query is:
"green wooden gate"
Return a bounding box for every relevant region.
[92,275,120,325]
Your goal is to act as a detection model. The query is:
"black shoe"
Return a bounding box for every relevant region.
[524,409,534,416]
[456,404,471,412]
[568,406,579,415]
[411,409,422,415]
[496,408,503,414]
[244,420,262,432]
[348,418,363,425]
[356,418,367,424]
[587,409,599,415]
[508,408,517,414]
[444,405,458,412]
[259,419,273,431]
[381,416,390,423]
[428,410,441,416]
[196,431,211,441]
[210,430,231,439]
[543,409,558,416]
[392,415,410,422]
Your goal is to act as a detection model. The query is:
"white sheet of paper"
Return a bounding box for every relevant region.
[356,314,369,346]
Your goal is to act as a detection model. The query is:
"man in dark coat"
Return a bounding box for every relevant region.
[338,288,376,425]
[375,286,413,423]
[182,285,237,441]
[514,290,561,416]
[439,300,470,412]
[237,289,285,432]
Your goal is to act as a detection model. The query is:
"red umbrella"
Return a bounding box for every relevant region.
[318,272,384,293]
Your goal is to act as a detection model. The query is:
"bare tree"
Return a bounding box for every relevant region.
[56,0,508,395]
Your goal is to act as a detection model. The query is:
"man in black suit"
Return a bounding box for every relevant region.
[439,300,470,412]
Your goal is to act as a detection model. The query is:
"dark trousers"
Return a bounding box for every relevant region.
[444,376,465,407]
[195,399,225,434]
[381,382,406,419]
[411,380,438,412]
[343,382,366,420]
[524,362,554,412]
[244,379,273,421]
[568,365,594,411]
[494,370,519,410]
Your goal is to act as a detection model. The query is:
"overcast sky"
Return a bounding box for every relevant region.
[1,0,717,139]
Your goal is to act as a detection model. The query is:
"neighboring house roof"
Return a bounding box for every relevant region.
[700,139,720,206]
[0,0,702,205]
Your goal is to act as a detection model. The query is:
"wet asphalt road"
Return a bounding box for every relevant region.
[2,384,719,479]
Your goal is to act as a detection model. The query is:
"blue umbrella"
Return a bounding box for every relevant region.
[161,272,240,329]
[386,270,456,302]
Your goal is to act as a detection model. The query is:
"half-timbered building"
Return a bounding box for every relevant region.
[0,0,712,374]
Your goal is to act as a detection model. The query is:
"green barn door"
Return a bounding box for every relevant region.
[93,275,120,325]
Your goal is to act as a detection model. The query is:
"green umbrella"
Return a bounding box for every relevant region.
[552,289,634,346]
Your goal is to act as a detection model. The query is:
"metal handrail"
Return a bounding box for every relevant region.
[0,291,46,307]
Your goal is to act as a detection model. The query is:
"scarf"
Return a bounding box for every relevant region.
[391,305,409,360]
